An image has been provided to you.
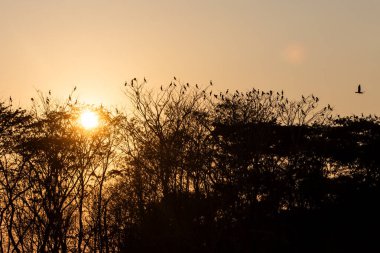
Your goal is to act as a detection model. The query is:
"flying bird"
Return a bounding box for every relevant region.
[355,84,364,94]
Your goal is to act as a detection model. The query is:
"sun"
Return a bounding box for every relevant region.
[79,110,99,129]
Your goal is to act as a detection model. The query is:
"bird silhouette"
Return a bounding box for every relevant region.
[355,84,364,94]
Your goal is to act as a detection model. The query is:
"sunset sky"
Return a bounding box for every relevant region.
[1,0,379,115]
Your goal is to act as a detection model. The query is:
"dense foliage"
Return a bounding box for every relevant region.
[0,81,379,252]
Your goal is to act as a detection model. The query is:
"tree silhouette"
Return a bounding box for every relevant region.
[0,83,379,252]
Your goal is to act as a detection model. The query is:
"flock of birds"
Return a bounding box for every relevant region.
[7,81,363,106]
[125,77,365,96]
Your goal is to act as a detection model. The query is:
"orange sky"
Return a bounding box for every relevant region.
[1,0,380,115]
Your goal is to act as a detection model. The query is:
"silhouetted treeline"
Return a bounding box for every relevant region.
[0,81,379,252]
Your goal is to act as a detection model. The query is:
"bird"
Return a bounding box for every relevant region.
[355,84,364,94]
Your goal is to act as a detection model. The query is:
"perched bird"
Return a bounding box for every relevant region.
[355,84,364,94]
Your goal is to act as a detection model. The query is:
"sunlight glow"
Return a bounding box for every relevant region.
[79,110,99,129]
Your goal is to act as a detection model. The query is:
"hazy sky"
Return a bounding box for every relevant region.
[1,0,380,115]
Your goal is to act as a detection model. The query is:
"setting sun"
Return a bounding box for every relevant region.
[79,110,99,129]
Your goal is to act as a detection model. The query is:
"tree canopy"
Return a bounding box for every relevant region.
[0,81,379,252]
